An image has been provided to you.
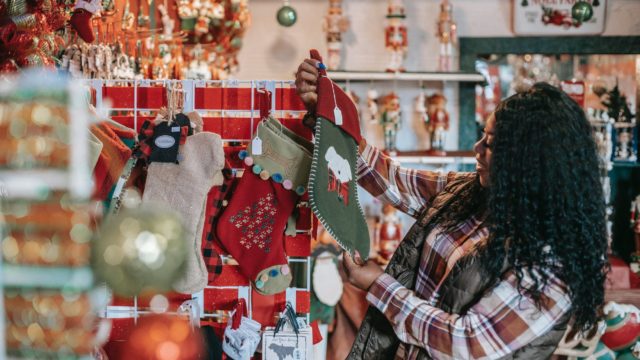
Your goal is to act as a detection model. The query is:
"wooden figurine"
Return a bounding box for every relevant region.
[385,0,407,73]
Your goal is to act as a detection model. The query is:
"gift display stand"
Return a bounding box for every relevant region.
[88,79,314,358]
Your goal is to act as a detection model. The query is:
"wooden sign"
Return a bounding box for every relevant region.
[513,0,606,36]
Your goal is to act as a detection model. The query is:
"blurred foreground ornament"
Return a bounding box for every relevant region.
[122,315,204,360]
[277,0,297,27]
[92,207,187,297]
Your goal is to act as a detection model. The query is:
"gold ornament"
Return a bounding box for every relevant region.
[92,207,188,297]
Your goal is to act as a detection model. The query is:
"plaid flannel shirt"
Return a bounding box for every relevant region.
[356,140,572,360]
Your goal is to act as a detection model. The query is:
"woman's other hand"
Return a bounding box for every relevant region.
[295,58,319,114]
[342,251,384,291]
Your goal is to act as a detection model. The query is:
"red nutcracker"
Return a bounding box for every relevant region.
[323,0,350,70]
[385,0,407,73]
[425,93,449,154]
[436,0,457,71]
[376,204,402,264]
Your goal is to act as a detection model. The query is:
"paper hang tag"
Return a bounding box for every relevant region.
[334,107,343,126]
[251,136,263,155]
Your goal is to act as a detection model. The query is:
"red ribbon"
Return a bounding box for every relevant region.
[231,298,247,330]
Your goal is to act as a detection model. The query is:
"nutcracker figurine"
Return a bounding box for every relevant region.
[385,0,408,73]
[436,0,458,71]
[415,91,429,149]
[632,195,640,257]
[380,93,401,153]
[367,89,379,123]
[323,0,350,70]
[376,204,402,263]
[426,93,449,154]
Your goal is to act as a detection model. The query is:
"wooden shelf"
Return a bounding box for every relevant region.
[327,71,486,83]
[605,289,640,307]
[392,150,476,165]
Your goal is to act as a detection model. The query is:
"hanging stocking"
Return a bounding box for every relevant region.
[201,160,236,283]
[142,132,225,294]
[70,0,102,43]
[216,117,312,295]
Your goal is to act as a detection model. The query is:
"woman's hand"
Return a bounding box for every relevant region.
[342,251,384,291]
[295,59,319,114]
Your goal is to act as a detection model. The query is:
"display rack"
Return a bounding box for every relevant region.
[327,70,486,83]
[89,79,314,344]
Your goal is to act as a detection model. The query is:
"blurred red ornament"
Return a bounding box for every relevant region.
[121,315,204,360]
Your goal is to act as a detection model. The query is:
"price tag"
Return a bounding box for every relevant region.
[252,136,263,155]
[334,106,343,126]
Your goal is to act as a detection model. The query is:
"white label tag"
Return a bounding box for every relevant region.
[155,135,176,149]
[334,106,343,126]
[171,126,180,133]
[251,136,263,155]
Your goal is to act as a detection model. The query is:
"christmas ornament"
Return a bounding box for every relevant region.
[312,250,343,306]
[385,0,407,72]
[437,0,458,71]
[122,315,204,360]
[92,207,188,297]
[323,0,349,70]
[277,0,297,27]
[572,1,594,23]
[308,49,370,260]
[601,302,640,352]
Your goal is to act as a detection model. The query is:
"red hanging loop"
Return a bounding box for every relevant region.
[231,298,247,330]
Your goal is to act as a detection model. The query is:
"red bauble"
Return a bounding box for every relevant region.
[121,315,204,360]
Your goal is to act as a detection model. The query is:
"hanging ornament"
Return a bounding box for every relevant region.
[277,0,297,27]
[572,1,594,23]
[92,207,188,297]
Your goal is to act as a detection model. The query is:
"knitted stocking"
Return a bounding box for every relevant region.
[216,117,312,295]
[70,0,102,43]
[142,131,224,294]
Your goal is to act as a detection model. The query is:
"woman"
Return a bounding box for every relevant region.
[296,59,608,359]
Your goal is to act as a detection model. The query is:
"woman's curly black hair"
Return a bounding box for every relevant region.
[444,82,608,331]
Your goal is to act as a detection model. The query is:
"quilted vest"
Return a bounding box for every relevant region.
[347,174,569,360]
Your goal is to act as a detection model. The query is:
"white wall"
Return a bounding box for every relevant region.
[237,0,640,80]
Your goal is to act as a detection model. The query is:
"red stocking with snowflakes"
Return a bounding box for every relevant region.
[216,117,312,295]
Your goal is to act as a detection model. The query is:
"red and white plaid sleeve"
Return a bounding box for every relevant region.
[356,139,464,218]
[366,270,572,360]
